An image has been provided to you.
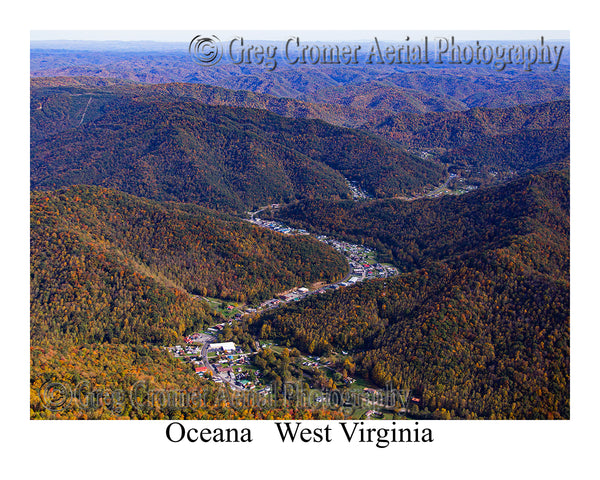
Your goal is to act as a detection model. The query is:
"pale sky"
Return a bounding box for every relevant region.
[30,30,570,43]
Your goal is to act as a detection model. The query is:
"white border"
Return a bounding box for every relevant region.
[4,0,597,477]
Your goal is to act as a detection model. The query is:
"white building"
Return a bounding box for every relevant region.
[208,342,236,352]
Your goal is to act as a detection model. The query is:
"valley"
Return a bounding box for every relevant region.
[29,44,570,420]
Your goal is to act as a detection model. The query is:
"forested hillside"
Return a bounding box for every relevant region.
[31,84,445,210]
[31,78,568,186]
[31,186,347,343]
[253,169,570,419]
[30,186,351,419]
[275,169,569,271]
[364,100,569,147]
[440,128,569,172]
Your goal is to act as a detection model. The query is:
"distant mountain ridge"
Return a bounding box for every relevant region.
[30,48,569,113]
[31,77,569,182]
[31,81,445,211]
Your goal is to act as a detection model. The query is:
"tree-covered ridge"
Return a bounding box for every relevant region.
[31,79,567,191]
[253,253,569,419]
[364,100,569,147]
[31,215,213,345]
[363,100,569,176]
[440,128,569,172]
[30,85,445,210]
[31,77,569,142]
[31,186,347,343]
[275,169,569,272]
[30,77,386,135]
[253,170,569,419]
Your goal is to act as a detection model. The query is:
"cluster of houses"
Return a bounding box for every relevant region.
[207,322,233,333]
[247,218,310,236]
[315,236,399,284]
[168,344,201,357]
[254,287,313,311]
[167,344,214,375]
[341,261,398,285]
[168,335,277,392]
[301,355,324,368]
[346,180,371,200]
[258,298,282,310]
[278,287,310,302]
[245,208,401,312]
[219,229,402,318]
[208,348,267,391]
[169,333,390,402]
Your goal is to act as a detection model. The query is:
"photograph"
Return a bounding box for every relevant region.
[29,30,570,423]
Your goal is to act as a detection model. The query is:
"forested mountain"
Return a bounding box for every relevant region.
[275,169,569,271]
[364,100,569,147]
[31,185,347,343]
[254,169,569,419]
[31,78,569,183]
[30,186,351,419]
[440,128,569,172]
[30,76,570,135]
[30,76,388,132]
[31,83,445,210]
[365,100,570,177]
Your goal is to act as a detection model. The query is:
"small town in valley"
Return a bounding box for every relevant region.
[165,207,409,418]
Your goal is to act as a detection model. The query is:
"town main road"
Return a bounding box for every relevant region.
[201,342,243,392]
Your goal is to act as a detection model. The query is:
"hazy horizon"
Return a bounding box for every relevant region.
[31,30,570,44]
